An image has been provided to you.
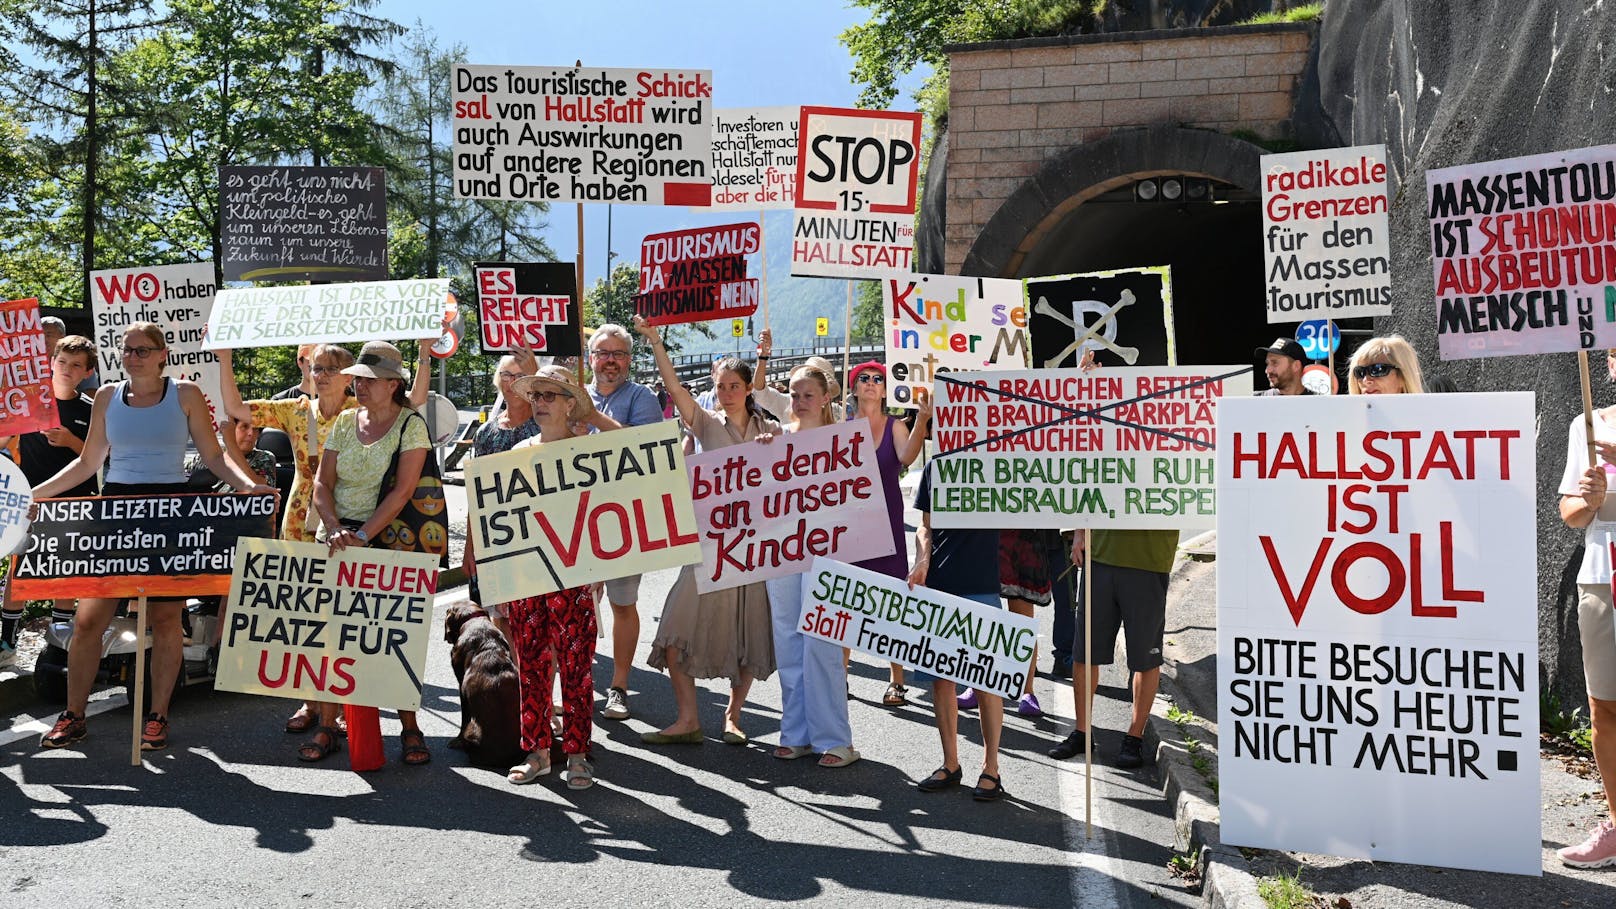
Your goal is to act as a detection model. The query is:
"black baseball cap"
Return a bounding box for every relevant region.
[1255,338,1307,362]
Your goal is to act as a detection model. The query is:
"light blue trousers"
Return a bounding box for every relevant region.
[766,574,853,752]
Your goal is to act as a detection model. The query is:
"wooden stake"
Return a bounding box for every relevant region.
[758,212,770,331]
[1326,319,1335,395]
[1083,528,1093,839]
[1580,350,1598,466]
[842,282,854,393]
[576,202,588,386]
[130,595,147,766]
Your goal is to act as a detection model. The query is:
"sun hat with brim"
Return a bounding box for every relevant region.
[512,365,591,421]
[849,361,887,387]
[803,356,841,396]
[342,341,409,381]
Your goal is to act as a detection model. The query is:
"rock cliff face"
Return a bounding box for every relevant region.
[1302,1,1616,704]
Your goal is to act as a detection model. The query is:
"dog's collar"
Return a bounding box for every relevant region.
[464,608,490,621]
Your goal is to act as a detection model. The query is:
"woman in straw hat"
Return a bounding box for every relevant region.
[633,315,779,746]
[502,365,620,789]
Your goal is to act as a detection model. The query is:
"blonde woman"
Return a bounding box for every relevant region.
[1346,335,1424,395]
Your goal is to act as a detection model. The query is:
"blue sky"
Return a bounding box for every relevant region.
[381,0,927,287]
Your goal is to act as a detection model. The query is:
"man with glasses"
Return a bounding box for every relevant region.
[585,323,666,720]
[271,344,321,400]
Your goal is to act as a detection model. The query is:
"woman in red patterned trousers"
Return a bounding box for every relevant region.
[504,366,620,789]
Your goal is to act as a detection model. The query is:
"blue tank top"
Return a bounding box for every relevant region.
[104,378,191,485]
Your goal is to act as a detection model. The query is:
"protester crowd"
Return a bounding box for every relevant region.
[5,319,1615,867]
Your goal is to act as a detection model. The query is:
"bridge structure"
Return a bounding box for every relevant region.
[639,339,885,391]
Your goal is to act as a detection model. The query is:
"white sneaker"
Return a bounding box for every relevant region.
[601,687,630,720]
[1560,819,1616,869]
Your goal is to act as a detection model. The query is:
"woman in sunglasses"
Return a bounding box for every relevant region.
[847,361,933,707]
[37,322,274,752]
[1346,335,1425,395]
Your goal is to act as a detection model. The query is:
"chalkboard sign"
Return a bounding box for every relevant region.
[11,492,278,598]
[220,165,389,283]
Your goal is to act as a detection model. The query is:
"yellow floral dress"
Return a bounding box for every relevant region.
[249,397,359,541]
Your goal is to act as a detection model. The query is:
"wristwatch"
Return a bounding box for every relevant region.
[353,528,369,543]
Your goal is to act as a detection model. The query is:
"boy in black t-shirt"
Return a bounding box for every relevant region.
[908,463,1008,801]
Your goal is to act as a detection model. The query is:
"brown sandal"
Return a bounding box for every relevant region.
[400,729,431,765]
[881,684,908,707]
[297,726,341,763]
[284,706,317,734]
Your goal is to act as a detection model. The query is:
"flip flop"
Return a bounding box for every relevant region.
[818,745,861,768]
[773,745,814,760]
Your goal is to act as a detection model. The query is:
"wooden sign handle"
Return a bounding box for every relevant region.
[130,594,147,766]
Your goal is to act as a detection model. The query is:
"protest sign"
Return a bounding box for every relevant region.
[883,273,1028,406]
[91,263,224,429]
[0,297,57,437]
[1430,143,1616,360]
[0,457,30,557]
[451,64,713,205]
[216,538,439,711]
[1026,267,1174,368]
[473,262,581,355]
[467,420,701,604]
[1216,393,1539,876]
[790,106,923,279]
[1261,145,1391,322]
[202,278,450,350]
[687,419,891,593]
[634,222,760,326]
[219,165,388,283]
[11,492,277,599]
[708,106,799,210]
[928,366,1251,529]
[798,558,1037,701]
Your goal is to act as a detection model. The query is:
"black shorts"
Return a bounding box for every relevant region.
[1072,563,1168,672]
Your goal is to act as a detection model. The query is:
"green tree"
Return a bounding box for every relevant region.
[584,261,714,371]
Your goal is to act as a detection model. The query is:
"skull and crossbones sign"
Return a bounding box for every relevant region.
[1035,288,1139,366]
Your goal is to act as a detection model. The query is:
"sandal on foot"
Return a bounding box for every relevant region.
[818,746,861,768]
[140,713,169,752]
[297,726,341,763]
[773,745,814,760]
[507,752,551,784]
[881,684,908,707]
[564,755,596,790]
[284,706,317,734]
[400,729,431,765]
[972,772,1008,802]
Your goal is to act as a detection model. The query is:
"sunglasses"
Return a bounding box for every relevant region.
[1352,362,1399,381]
[529,391,573,403]
[120,345,162,359]
[857,373,885,384]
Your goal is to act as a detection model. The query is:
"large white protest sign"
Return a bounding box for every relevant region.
[883,273,1028,407]
[202,278,450,350]
[91,263,224,428]
[1261,145,1392,322]
[1430,143,1616,360]
[791,106,922,279]
[709,106,799,210]
[1216,394,1539,876]
[451,64,713,205]
[687,420,891,593]
[217,538,440,711]
[467,420,701,604]
[798,558,1036,701]
[928,366,1250,529]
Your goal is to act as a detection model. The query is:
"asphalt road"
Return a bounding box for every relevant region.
[2,514,1195,908]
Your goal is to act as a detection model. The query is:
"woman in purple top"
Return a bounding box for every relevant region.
[846,361,932,706]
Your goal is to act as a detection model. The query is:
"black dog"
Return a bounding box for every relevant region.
[443,601,524,769]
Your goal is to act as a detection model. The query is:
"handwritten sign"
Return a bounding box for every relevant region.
[798,558,1037,701]
[790,106,923,279]
[90,262,224,429]
[883,273,1028,407]
[634,222,759,326]
[220,165,388,283]
[929,366,1251,529]
[467,420,701,604]
[707,106,799,210]
[1261,145,1391,322]
[216,538,439,711]
[202,278,450,350]
[1216,393,1539,876]
[0,297,57,437]
[473,261,581,355]
[451,64,713,205]
[1026,267,1174,369]
[687,420,891,593]
[11,492,278,598]
[1429,143,1616,360]
[0,457,30,557]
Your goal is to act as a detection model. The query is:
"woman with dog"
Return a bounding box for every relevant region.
[634,315,779,746]
[504,365,621,789]
[304,342,434,765]
[37,321,274,752]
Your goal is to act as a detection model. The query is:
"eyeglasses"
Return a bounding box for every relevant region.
[591,350,630,361]
[529,391,573,403]
[857,373,885,384]
[1352,362,1399,381]
[497,371,526,382]
[309,365,342,376]
[120,346,162,359]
